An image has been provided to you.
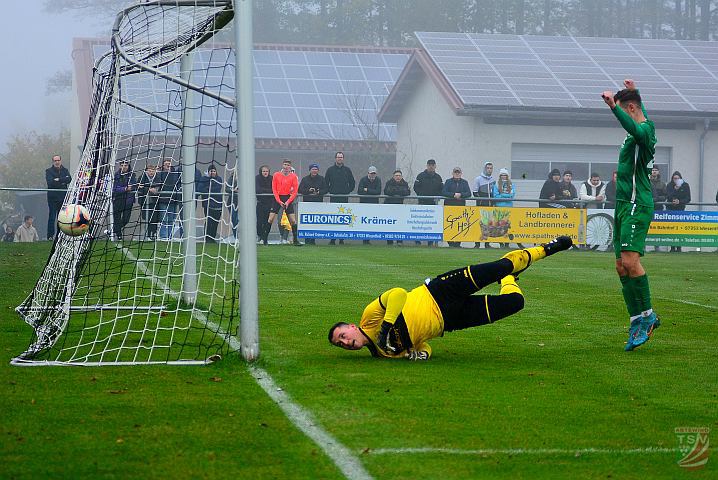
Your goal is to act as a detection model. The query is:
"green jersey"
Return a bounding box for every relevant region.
[612,97,657,208]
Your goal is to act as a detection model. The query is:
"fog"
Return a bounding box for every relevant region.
[0,1,108,152]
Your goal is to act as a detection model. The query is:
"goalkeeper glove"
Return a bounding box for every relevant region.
[377,321,398,354]
[407,350,428,361]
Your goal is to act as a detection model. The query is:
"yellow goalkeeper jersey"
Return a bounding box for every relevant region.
[359,284,444,359]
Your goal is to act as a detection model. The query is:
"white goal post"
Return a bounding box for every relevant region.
[13,0,258,365]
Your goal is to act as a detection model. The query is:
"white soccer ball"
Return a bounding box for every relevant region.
[57,204,91,236]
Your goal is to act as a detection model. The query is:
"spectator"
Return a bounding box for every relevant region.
[604,171,618,209]
[492,168,515,248]
[442,166,472,248]
[473,162,496,249]
[384,170,410,245]
[3,225,14,242]
[45,154,72,240]
[255,165,273,243]
[173,164,207,238]
[157,158,180,240]
[413,158,443,246]
[666,171,691,211]
[558,170,578,207]
[539,169,563,208]
[225,173,239,241]
[325,151,355,245]
[579,172,606,209]
[137,164,161,240]
[15,215,39,243]
[264,159,300,246]
[356,166,382,244]
[298,163,328,245]
[492,168,515,207]
[666,171,691,253]
[357,166,382,204]
[473,162,496,205]
[198,164,224,243]
[112,160,137,241]
[650,167,667,211]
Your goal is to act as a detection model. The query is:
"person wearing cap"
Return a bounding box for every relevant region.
[356,166,382,244]
[442,167,472,247]
[384,170,411,245]
[112,159,137,241]
[298,163,328,245]
[413,159,443,246]
[539,168,564,208]
[558,170,578,207]
[357,166,382,204]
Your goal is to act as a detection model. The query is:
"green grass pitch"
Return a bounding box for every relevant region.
[1,241,716,479]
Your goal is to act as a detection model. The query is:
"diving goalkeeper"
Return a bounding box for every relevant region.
[328,236,573,360]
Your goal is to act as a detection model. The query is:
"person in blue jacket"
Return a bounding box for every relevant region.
[492,168,515,207]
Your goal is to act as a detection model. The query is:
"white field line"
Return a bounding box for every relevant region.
[368,447,679,456]
[248,365,372,480]
[657,297,716,310]
[123,247,372,480]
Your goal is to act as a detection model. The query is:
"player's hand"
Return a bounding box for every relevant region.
[406,350,428,361]
[601,91,615,108]
[624,79,636,90]
[377,321,397,354]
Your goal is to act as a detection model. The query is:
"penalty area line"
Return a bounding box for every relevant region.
[121,247,373,480]
[658,297,716,310]
[367,447,678,456]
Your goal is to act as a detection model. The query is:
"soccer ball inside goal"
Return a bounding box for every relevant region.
[57,204,91,236]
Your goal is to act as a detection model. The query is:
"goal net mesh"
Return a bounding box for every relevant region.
[14,0,241,365]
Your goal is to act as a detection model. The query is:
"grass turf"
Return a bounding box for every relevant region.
[1,241,716,479]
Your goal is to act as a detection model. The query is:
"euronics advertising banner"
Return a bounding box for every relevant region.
[298,203,443,241]
[443,206,585,244]
[647,211,718,247]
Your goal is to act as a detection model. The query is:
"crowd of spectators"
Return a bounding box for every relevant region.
[2,153,711,248]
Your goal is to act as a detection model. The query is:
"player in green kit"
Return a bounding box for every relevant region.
[601,79,660,351]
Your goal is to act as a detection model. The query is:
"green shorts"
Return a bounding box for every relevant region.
[613,201,653,258]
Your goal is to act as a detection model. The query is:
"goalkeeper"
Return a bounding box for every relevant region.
[328,236,572,360]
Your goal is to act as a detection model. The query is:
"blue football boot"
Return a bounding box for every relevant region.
[624,317,642,351]
[630,312,661,350]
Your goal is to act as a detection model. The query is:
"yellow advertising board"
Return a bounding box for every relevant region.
[443,206,585,244]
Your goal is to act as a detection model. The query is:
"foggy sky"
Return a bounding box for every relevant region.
[0,1,109,153]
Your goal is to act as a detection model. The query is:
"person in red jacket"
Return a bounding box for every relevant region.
[263,158,301,246]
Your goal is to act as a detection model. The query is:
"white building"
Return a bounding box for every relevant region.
[379,33,718,207]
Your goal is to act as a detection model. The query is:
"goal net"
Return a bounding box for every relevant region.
[14,0,242,365]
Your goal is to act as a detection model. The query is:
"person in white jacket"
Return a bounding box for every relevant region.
[579,173,606,209]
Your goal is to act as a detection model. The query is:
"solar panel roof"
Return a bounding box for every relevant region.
[89,43,409,141]
[415,32,718,114]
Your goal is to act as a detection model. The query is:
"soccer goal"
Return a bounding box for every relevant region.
[14,0,253,365]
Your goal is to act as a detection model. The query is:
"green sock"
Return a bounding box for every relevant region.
[633,274,652,314]
[620,276,641,317]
